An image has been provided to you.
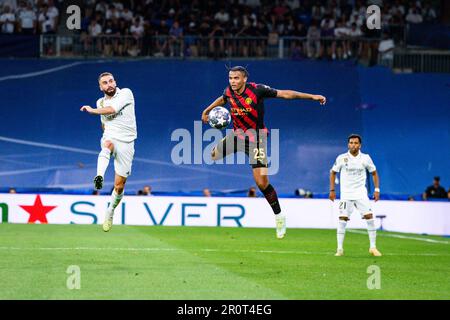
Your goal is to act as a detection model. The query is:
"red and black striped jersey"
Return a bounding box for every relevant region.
[222,82,277,140]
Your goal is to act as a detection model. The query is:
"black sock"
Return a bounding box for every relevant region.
[260,184,281,214]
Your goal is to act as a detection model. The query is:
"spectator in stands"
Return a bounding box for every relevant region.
[102,19,119,56]
[17,1,36,34]
[405,7,423,24]
[121,7,134,22]
[378,32,395,67]
[38,4,57,34]
[203,188,211,197]
[306,20,321,59]
[214,7,229,24]
[8,188,16,194]
[248,187,257,198]
[47,0,59,26]
[169,20,184,57]
[0,5,16,34]
[154,19,169,57]
[332,18,349,59]
[423,176,447,200]
[448,188,450,201]
[289,22,306,59]
[92,190,100,195]
[320,17,335,59]
[208,21,225,59]
[106,4,120,20]
[347,23,362,58]
[407,195,415,201]
[142,185,152,196]
[422,2,437,22]
[88,18,102,37]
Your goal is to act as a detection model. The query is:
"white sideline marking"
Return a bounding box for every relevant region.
[0,62,85,82]
[0,136,248,178]
[348,229,450,244]
[0,246,447,256]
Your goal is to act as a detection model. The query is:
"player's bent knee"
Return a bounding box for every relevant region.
[103,140,114,151]
[255,179,269,191]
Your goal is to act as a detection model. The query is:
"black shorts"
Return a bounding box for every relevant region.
[214,131,268,168]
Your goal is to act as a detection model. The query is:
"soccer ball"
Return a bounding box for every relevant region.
[208,106,231,129]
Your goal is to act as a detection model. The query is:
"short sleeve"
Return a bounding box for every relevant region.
[222,87,228,103]
[365,155,377,173]
[110,88,133,113]
[331,156,342,173]
[256,83,277,98]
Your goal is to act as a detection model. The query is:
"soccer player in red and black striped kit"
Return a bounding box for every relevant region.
[201,66,326,239]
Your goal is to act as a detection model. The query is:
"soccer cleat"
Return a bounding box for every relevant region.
[369,248,382,257]
[94,175,104,190]
[102,210,114,232]
[275,213,286,239]
[335,249,344,256]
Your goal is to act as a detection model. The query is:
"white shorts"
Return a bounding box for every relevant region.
[101,136,135,178]
[338,199,373,219]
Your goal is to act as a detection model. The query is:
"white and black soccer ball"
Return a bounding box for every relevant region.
[208,106,231,129]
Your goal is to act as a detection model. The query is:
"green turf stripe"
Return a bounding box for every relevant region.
[0,203,7,223]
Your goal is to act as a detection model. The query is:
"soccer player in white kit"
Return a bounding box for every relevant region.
[80,72,137,232]
[329,134,382,257]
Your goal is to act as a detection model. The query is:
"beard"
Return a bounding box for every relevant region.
[104,87,116,97]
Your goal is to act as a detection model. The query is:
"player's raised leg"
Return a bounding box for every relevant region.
[95,139,114,190]
[364,213,382,256]
[253,168,285,239]
[103,173,126,232]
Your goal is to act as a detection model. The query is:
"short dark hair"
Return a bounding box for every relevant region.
[98,72,113,82]
[348,134,362,143]
[434,176,440,181]
[229,66,249,78]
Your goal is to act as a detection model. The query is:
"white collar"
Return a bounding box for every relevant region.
[347,151,361,158]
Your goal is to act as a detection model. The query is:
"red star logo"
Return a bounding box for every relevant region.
[19,195,57,224]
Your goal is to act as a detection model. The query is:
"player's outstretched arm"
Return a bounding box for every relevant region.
[80,105,116,115]
[372,171,380,201]
[276,90,326,105]
[201,96,226,123]
[329,170,337,201]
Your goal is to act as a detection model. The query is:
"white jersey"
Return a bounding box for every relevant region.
[96,87,137,142]
[331,151,376,200]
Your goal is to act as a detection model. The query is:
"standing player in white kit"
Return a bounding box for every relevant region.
[80,72,137,232]
[329,134,382,257]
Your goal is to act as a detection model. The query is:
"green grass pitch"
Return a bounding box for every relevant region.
[0,223,448,299]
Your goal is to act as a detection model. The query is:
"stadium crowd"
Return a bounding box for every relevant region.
[0,0,440,59]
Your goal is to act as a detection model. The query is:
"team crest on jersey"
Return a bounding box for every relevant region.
[245,97,253,105]
[344,158,348,162]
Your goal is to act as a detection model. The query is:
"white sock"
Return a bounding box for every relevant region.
[275,211,286,220]
[97,148,111,177]
[337,219,347,250]
[366,218,377,249]
[107,189,123,216]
